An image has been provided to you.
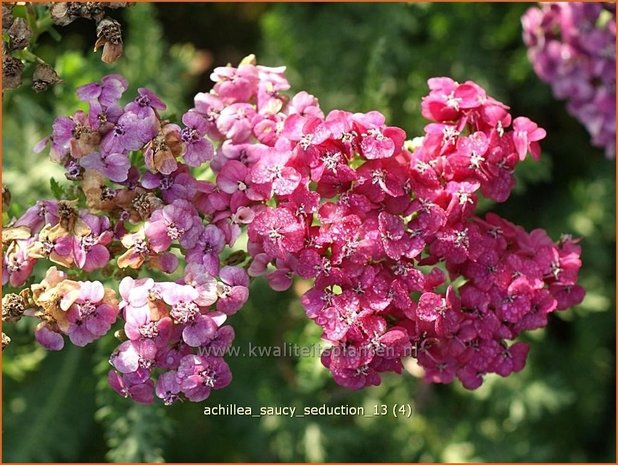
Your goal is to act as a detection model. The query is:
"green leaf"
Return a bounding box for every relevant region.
[49,177,65,200]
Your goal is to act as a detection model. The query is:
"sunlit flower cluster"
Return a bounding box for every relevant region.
[2,55,584,403]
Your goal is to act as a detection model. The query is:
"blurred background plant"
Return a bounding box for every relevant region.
[2,3,615,462]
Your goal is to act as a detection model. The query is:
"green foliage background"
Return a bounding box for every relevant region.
[2,3,615,462]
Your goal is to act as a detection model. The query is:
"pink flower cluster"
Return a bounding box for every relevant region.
[206,69,582,390]
[2,55,585,404]
[109,272,238,404]
[522,2,616,158]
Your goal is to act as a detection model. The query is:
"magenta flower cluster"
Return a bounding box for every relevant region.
[522,2,616,158]
[2,55,584,404]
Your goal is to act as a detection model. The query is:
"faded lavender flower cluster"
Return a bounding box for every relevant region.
[3,72,248,404]
[2,55,584,404]
[522,2,616,158]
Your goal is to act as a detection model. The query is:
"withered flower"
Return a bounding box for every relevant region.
[27,223,73,268]
[2,293,27,323]
[2,224,31,245]
[69,122,101,158]
[131,191,164,221]
[57,200,90,235]
[144,124,184,175]
[81,169,135,212]
[117,229,178,274]
[2,333,10,351]
[3,54,24,90]
[7,17,32,51]
[117,229,151,270]
[95,17,123,64]
[2,4,15,30]
[107,3,132,9]
[3,184,11,211]
[32,63,62,93]
[31,266,77,333]
[49,2,106,25]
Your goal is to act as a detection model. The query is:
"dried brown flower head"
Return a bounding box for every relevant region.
[2,4,15,30]
[32,63,62,92]
[95,17,123,64]
[7,17,32,51]
[2,333,10,351]
[49,2,106,25]
[2,54,24,90]
[3,184,11,211]
[2,293,27,323]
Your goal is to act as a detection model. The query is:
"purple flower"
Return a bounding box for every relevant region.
[157,282,218,347]
[110,339,158,373]
[181,111,214,166]
[77,74,128,107]
[216,103,255,143]
[15,200,60,233]
[144,199,199,252]
[182,313,219,348]
[48,115,74,162]
[101,111,158,153]
[60,281,119,346]
[184,263,218,307]
[141,166,198,204]
[176,354,232,402]
[124,304,173,346]
[201,325,235,357]
[186,225,226,276]
[69,213,113,272]
[3,239,37,287]
[34,322,65,351]
[80,151,130,182]
[87,101,123,131]
[108,369,154,404]
[155,371,182,405]
[211,63,258,103]
[193,92,224,139]
[125,88,167,118]
[216,160,249,194]
[216,266,249,315]
[119,277,155,310]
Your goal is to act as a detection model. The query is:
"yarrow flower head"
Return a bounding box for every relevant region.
[522,2,616,158]
[3,55,584,406]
